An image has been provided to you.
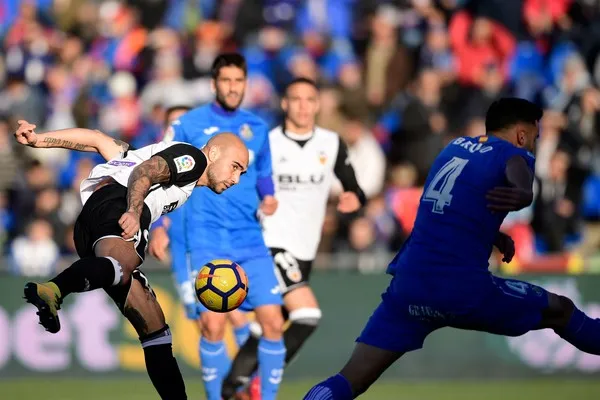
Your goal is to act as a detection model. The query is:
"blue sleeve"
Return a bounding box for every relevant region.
[255,125,273,179]
[167,206,196,304]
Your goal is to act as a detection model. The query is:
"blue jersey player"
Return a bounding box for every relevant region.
[151,54,286,400]
[304,98,600,399]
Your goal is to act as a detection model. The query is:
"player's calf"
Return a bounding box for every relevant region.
[199,311,232,400]
[255,304,286,400]
[544,292,600,355]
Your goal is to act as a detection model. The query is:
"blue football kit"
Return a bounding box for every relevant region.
[357,135,549,353]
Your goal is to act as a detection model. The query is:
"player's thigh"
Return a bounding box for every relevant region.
[239,255,283,311]
[284,286,319,311]
[104,269,166,337]
[340,342,403,397]
[451,276,550,336]
[227,309,249,328]
[254,304,285,339]
[357,293,437,354]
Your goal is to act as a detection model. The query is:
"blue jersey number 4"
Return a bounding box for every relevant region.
[423,157,469,214]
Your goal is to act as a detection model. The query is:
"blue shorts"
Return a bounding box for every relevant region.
[357,271,550,353]
[191,250,283,313]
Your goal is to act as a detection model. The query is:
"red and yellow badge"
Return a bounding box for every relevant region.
[318,152,327,165]
[239,124,253,140]
[478,136,489,143]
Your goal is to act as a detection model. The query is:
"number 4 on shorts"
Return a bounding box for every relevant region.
[505,280,529,295]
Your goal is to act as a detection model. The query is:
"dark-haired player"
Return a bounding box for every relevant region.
[305,98,600,399]
[14,119,248,400]
[222,77,366,399]
[149,53,286,400]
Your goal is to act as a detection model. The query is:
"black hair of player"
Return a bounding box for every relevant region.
[284,77,319,97]
[164,105,191,127]
[211,53,247,80]
[485,98,543,134]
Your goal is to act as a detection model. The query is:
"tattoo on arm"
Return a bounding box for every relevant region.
[126,156,171,217]
[42,137,92,152]
[113,139,129,154]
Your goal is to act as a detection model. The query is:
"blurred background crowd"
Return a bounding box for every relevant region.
[1,0,600,277]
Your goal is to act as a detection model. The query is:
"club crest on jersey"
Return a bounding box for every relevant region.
[174,155,196,173]
[318,152,327,165]
[240,124,253,140]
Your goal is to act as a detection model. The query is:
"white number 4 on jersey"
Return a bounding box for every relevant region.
[423,157,469,214]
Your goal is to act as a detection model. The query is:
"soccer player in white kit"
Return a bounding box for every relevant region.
[221,78,366,399]
[14,120,248,400]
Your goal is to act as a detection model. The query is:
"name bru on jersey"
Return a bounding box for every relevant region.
[452,137,493,154]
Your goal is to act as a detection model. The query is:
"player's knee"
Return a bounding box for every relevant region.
[289,307,322,328]
[259,310,285,339]
[140,325,172,349]
[200,313,226,340]
[543,293,576,331]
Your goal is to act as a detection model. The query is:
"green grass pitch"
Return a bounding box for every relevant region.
[1,378,600,399]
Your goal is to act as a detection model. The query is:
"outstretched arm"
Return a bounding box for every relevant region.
[119,155,172,239]
[14,120,129,161]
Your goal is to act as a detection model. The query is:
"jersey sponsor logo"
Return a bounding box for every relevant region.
[107,160,136,167]
[240,124,253,140]
[174,155,196,173]
[162,201,179,214]
[203,126,219,135]
[278,174,325,185]
[318,151,327,165]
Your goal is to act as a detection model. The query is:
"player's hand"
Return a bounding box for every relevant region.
[148,226,169,261]
[260,195,278,216]
[14,120,38,147]
[486,187,533,212]
[184,303,201,320]
[119,211,141,240]
[495,232,515,263]
[337,191,361,213]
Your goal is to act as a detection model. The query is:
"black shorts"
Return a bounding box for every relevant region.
[74,184,152,261]
[270,248,313,295]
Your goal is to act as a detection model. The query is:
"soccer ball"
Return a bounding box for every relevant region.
[195,259,249,313]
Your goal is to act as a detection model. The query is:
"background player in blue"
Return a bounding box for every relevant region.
[152,53,285,400]
[304,98,600,400]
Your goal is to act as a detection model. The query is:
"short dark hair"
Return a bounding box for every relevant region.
[485,97,543,133]
[284,77,319,96]
[211,53,247,80]
[164,105,191,127]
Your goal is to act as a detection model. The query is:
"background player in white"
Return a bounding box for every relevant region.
[14,120,248,400]
[221,78,366,399]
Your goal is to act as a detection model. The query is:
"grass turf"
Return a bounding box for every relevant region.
[1,378,600,399]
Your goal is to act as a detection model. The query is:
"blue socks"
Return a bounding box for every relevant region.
[304,374,353,400]
[199,337,231,400]
[258,337,286,400]
[234,323,250,347]
[558,307,600,355]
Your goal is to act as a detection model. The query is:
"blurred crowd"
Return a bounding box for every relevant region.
[2,0,600,276]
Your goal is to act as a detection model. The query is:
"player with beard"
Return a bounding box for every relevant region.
[222,77,366,399]
[148,53,286,400]
[14,119,248,399]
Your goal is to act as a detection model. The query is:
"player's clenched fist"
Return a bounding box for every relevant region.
[119,211,141,240]
[14,120,38,146]
[260,195,278,216]
[148,226,170,261]
[337,191,361,213]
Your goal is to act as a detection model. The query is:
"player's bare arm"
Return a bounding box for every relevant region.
[486,155,534,212]
[120,156,171,239]
[14,119,129,161]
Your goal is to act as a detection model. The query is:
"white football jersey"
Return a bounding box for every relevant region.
[262,126,346,261]
[80,141,206,223]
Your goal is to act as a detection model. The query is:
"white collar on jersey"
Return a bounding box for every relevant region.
[284,128,315,141]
